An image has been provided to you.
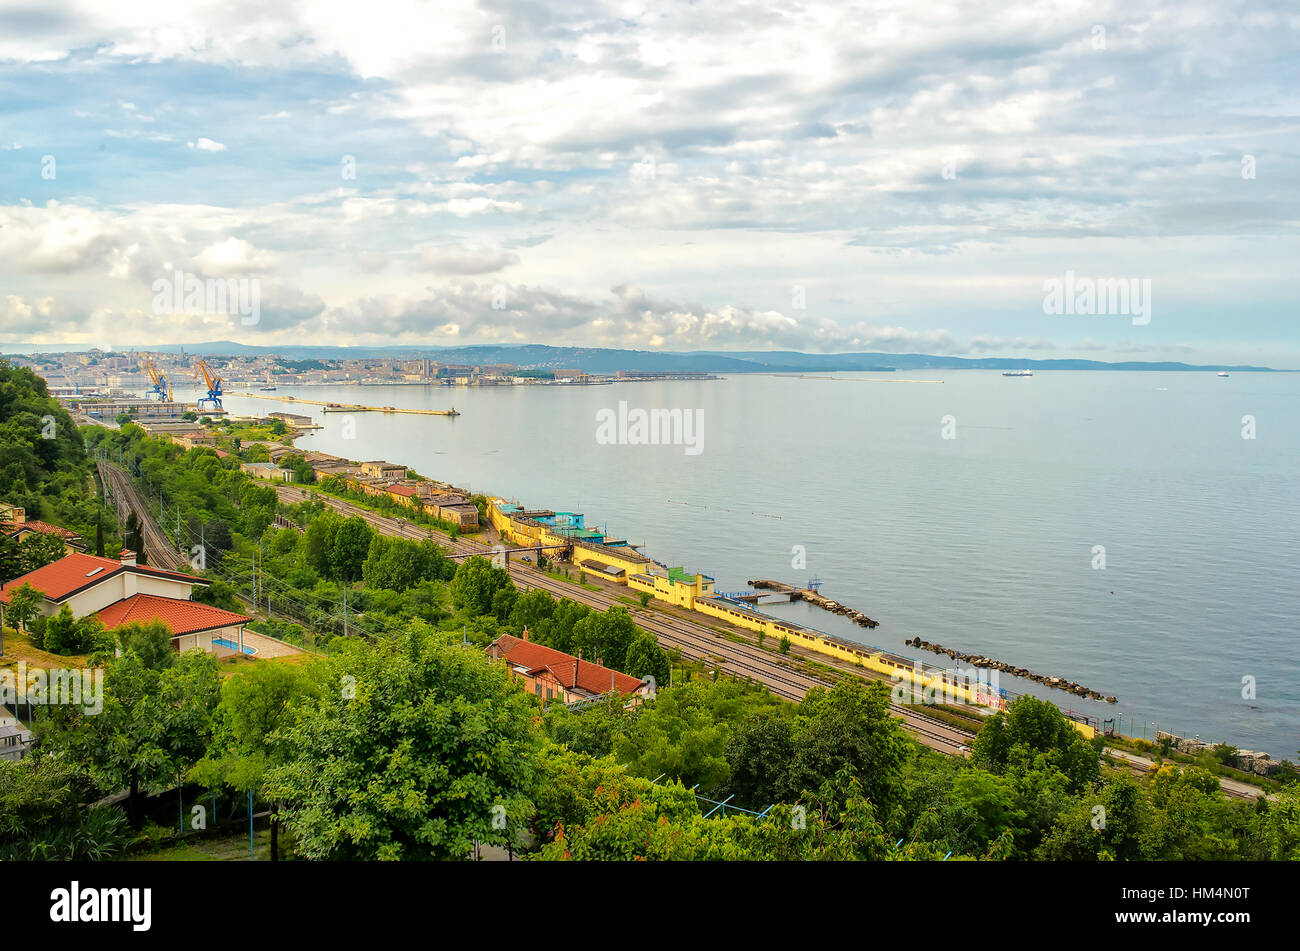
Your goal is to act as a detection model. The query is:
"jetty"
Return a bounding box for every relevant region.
[748,579,879,628]
[234,392,459,417]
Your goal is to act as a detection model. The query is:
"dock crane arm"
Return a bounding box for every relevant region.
[193,358,225,410]
[141,356,172,401]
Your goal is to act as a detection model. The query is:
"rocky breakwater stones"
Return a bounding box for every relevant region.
[904,636,1117,703]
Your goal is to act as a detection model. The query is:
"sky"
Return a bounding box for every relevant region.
[0,0,1297,366]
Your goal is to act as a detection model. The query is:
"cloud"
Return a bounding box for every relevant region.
[195,237,277,275]
[0,1,1295,364]
[0,203,124,274]
[418,245,520,275]
[2,294,57,335]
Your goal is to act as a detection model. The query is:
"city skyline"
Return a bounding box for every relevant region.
[2,1,1297,366]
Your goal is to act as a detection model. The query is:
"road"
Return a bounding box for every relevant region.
[271,484,975,755]
[1103,746,1273,802]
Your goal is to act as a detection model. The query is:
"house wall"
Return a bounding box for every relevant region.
[570,544,646,582]
[60,572,197,618]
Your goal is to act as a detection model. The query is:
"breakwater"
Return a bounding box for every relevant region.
[904,636,1117,703]
[749,579,879,628]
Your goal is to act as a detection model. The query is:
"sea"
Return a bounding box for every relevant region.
[180,371,1299,758]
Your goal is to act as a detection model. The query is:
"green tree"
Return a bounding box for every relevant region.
[623,631,669,687]
[571,606,638,671]
[1037,774,1149,860]
[789,678,909,815]
[0,757,128,861]
[1256,789,1300,860]
[204,517,233,556]
[450,556,514,616]
[725,710,798,808]
[330,516,372,582]
[17,531,67,576]
[363,535,454,591]
[42,604,104,655]
[192,579,243,614]
[4,583,44,632]
[192,661,318,860]
[60,649,222,824]
[112,619,178,670]
[266,622,539,859]
[971,695,1101,793]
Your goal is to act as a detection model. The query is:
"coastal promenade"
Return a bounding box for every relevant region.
[270,484,977,756]
[94,460,1276,797]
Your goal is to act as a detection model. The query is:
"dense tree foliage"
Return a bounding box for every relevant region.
[0,363,106,537]
[972,695,1103,793]
[266,623,540,859]
[0,757,128,860]
[363,534,455,591]
[46,649,222,823]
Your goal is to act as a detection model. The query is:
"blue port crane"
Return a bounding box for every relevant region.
[194,358,225,411]
[141,355,172,402]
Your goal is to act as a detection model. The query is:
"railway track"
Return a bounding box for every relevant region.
[97,461,187,571]
[273,485,975,754]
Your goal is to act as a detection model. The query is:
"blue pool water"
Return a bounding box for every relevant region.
[213,637,256,655]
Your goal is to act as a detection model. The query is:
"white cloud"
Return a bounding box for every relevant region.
[195,237,277,275]
[0,1,1294,362]
[418,245,519,275]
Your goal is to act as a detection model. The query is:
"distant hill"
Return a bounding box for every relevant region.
[8,341,1280,372]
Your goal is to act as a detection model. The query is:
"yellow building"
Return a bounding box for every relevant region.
[487,498,651,582]
[628,566,715,608]
[570,540,651,582]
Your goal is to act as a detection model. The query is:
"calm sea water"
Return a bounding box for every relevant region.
[185,371,1300,757]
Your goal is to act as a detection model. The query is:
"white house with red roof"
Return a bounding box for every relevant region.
[486,632,649,705]
[0,549,253,656]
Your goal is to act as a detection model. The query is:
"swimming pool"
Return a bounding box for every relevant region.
[212,637,257,655]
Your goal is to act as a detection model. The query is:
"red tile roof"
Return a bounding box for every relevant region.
[489,634,645,696]
[386,483,420,497]
[94,593,251,637]
[0,552,210,604]
[3,520,83,540]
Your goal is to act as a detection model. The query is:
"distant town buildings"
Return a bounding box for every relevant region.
[15,349,717,394]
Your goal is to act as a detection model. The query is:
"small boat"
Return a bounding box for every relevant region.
[1217,371,1229,378]
[259,385,277,391]
[1002,369,1033,377]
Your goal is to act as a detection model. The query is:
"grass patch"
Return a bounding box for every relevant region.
[0,627,92,670]
[126,827,281,861]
